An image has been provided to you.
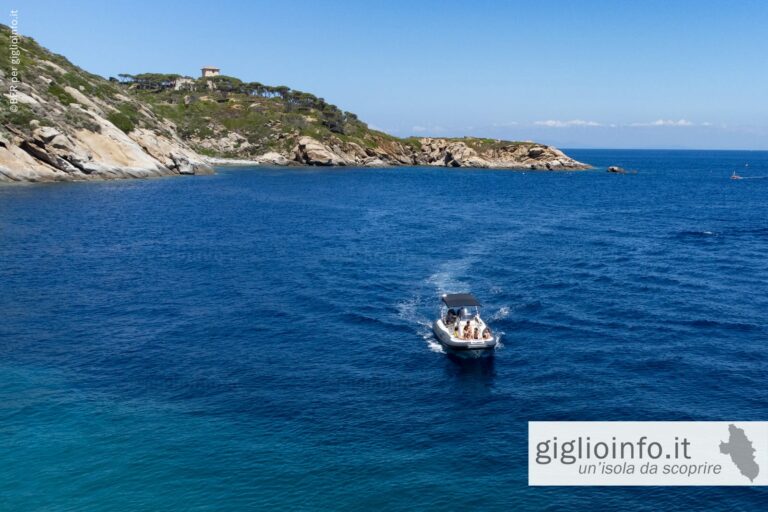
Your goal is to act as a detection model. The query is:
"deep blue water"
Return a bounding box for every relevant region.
[1,149,767,510]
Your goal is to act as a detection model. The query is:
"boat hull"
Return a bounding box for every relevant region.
[432,320,497,350]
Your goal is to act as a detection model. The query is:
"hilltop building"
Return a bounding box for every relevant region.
[201,66,220,78]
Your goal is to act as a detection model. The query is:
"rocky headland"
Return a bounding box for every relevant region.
[288,135,588,170]
[0,25,589,183]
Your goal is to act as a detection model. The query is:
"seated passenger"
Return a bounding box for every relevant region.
[483,327,491,340]
[462,322,471,339]
[473,327,479,339]
[445,309,457,325]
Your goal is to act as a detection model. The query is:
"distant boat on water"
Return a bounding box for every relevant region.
[730,163,768,180]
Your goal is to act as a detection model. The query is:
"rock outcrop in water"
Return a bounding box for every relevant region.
[0,25,212,182]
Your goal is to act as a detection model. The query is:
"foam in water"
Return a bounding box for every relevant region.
[494,332,505,350]
[424,333,446,354]
[395,294,445,353]
[427,261,472,295]
[491,306,510,321]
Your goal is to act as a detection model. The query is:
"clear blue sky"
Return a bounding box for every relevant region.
[16,0,768,149]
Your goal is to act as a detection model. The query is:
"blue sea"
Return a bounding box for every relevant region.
[1,149,767,510]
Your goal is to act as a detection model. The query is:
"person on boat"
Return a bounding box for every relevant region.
[462,322,471,340]
[483,327,492,340]
[473,326,480,339]
[445,309,457,326]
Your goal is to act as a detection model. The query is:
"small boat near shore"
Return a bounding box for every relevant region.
[432,293,497,351]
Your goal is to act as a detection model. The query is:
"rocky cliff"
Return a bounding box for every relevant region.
[0,25,212,182]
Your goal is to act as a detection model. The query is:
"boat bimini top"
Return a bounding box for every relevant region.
[441,293,481,308]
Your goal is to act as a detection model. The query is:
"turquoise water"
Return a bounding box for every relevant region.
[1,150,767,510]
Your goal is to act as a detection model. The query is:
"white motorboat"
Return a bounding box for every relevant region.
[432,293,497,350]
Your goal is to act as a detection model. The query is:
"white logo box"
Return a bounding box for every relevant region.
[529,421,768,486]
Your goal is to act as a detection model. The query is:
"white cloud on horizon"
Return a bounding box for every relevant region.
[396,118,717,139]
[534,119,602,128]
[630,119,694,127]
[409,125,447,135]
[531,118,712,129]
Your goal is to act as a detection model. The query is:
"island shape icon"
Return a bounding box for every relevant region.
[720,424,760,483]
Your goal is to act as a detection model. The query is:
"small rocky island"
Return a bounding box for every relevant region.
[0,25,589,183]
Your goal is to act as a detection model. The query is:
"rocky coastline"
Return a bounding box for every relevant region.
[289,136,589,170]
[204,136,589,170]
[0,126,589,184]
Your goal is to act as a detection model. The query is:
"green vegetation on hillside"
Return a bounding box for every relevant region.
[47,83,76,105]
[119,73,406,157]
[456,137,535,152]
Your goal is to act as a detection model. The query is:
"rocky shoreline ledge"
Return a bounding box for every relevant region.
[206,136,589,170]
[0,131,589,183]
[291,136,589,170]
